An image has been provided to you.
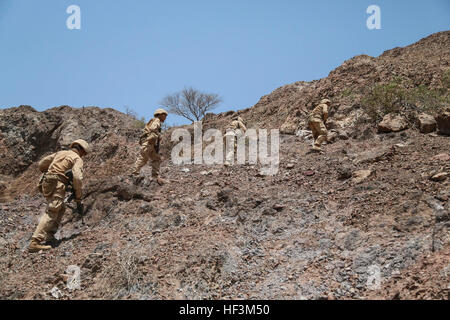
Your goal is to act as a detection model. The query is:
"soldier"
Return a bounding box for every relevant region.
[132,108,168,185]
[224,116,247,167]
[29,139,89,253]
[308,99,332,152]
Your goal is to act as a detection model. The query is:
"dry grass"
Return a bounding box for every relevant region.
[98,248,146,299]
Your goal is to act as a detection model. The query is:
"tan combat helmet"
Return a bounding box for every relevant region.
[154,108,168,117]
[320,99,332,105]
[70,139,90,155]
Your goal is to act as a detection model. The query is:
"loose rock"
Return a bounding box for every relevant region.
[418,113,437,134]
[430,172,448,182]
[378,114,408,133]
[436,108,450,136]
[352,170,373,184]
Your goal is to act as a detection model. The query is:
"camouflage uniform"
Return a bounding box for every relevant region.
[308,99,331,151]
[30,140,88,252]
[224,116,247,166]
[132,109,167,177]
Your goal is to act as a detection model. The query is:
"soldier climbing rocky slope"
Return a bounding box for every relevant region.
[0,31,448,300]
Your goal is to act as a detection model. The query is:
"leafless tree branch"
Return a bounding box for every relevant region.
[160,87,222,122]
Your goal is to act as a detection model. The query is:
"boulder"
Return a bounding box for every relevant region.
[418,113,437,134]
[280,117,299,135]
[352,170,373,184]
[436,108,450,136]
[378,114,408,133]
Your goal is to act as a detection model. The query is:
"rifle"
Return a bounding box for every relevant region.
[64,170,85,224]
[155,123,163,153]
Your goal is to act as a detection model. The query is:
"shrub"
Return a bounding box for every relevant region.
[362,78,408,123]
[410,84,447,114]
[362,77,449,124]
[442,69,450,89]
[341,88,355,99]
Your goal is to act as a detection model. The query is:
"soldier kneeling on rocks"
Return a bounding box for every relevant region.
[29,139,89,253]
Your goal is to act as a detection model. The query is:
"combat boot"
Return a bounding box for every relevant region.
[311,145,324,153]
[28,240,52,253]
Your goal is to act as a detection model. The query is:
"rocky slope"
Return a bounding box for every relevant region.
[0,105,141,202]
[203,31,450,136]
[0,31,449,300]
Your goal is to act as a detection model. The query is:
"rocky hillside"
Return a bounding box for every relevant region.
[203,31,450,136]
[0,31,449,300]
[0,105,142,202]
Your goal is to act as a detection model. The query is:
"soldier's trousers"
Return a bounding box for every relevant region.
[309,119,328,148]
[132,141,161,177]
[32,181,66,243]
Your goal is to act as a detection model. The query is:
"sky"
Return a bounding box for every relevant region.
[0,0,449,126]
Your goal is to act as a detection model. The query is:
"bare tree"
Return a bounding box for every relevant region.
[160,87,222,122]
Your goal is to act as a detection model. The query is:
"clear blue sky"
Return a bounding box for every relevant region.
[0,0,449,125]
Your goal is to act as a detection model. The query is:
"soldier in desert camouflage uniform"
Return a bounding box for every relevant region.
[132,108,168,185]
[308,99,332,152]
[29,139,89,253]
